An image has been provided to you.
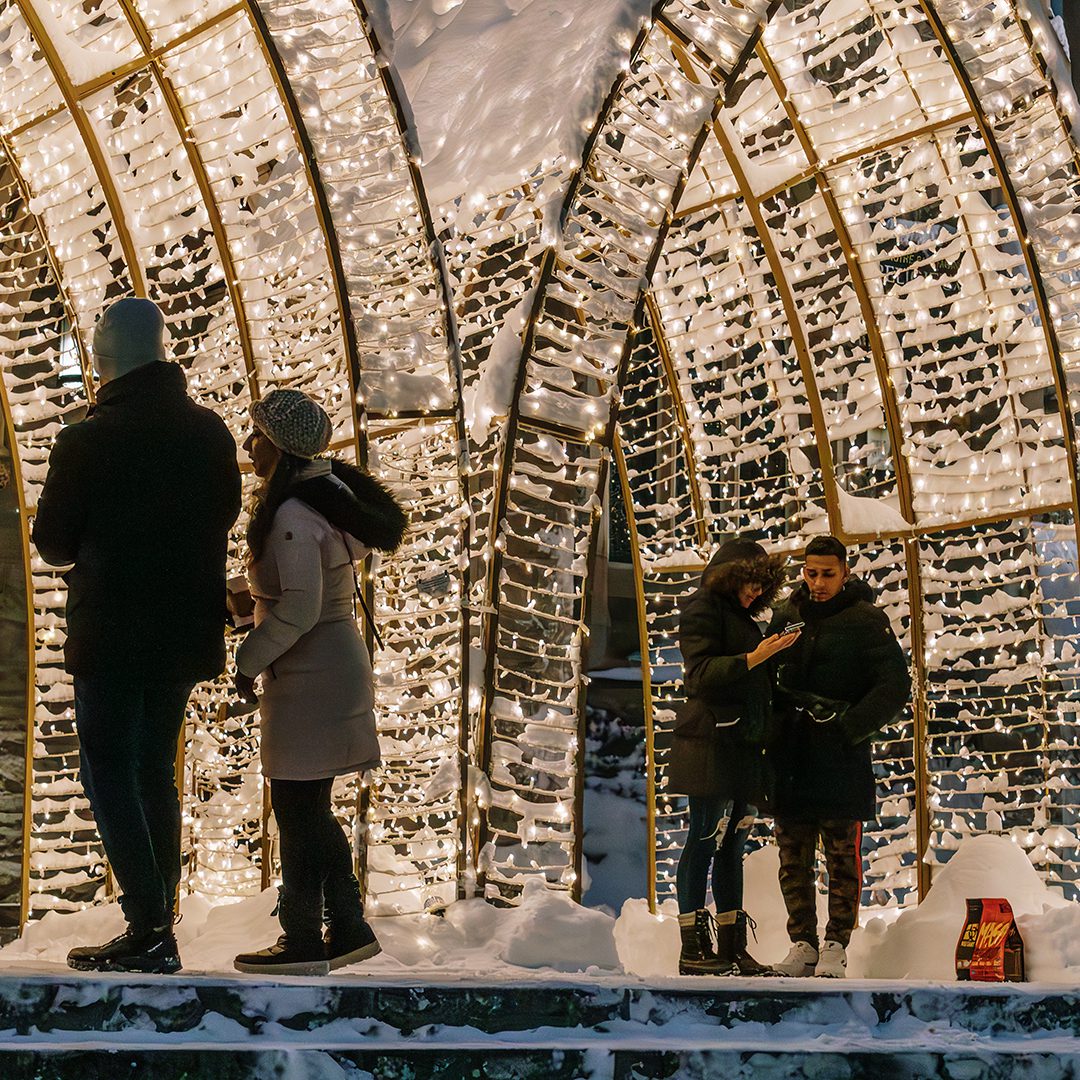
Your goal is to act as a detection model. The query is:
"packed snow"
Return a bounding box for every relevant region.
[374,0,653,206]
[835,484,911,535]
[5,835,1080,985]
[851,834,1078,982]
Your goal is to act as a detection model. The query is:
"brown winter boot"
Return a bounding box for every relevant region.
[730,910,780,976]
[678,910,736,975]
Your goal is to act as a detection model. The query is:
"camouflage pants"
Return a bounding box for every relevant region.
[774,818,863,948]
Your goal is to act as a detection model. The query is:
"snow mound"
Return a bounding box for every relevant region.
[613,838,1080,983]
[502,878,621,972]
[849,835,1073,980]
[615,897,679,978]
[1,878,621,977]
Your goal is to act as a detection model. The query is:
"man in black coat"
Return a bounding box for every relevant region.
[767,536,910,978]
[33,298,241,973]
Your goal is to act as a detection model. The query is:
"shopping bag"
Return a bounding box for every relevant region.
[955,897,1025,982]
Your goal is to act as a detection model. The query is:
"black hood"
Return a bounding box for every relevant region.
[701,537,787,616]
[789,575,875,619]
[290,459,407,553]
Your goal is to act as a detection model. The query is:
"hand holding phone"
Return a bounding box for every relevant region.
[748,624,802,668]
[226,574,255,629]
[783,621,805,634]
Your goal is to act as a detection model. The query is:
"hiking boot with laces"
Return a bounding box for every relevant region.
[730,910,780,976]
[678,909,736,975]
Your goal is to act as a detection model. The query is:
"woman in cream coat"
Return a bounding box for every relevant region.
[231,389,406,976]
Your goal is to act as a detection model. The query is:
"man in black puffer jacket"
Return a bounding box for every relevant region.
[766,536,910,979]
[33,298,241,974]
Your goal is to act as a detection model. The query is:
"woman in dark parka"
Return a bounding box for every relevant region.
[668,538,799,976]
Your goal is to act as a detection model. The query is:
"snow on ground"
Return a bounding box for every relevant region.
[375,0,653,206]
[621,835,1080,983]
[1,877,623,979]
[850,834,1078,982]
[4,835,1079,984]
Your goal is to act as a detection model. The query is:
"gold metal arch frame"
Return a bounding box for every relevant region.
[0,0,467,921]
[475,0,1080,910]
[636,0,1080,906]
[475,0,778,902]
[1,0,1079,922]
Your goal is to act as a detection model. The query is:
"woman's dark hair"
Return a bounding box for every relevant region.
[704,551,787,615]
[246,451,309,562]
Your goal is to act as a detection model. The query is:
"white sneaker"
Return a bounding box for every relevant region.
[775,940,818,977]
[814,940,847,978]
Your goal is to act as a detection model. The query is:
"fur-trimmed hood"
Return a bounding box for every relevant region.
[290,459,407,553]
[701,538,787,617]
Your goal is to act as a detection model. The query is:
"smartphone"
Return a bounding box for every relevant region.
[782,621,805,634]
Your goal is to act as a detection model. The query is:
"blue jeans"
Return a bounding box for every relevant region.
[74,676,194,929]
[675,796,757,914]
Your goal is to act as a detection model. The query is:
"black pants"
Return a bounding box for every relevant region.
[675,797,756,914]
[270,777,355,912]
[74,676,194,929]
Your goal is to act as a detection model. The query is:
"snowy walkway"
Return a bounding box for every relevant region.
[1,969,1079,1078]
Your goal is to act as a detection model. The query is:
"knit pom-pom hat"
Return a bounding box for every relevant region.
[251,389,333,460]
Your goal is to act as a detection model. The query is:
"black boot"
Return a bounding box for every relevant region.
[323,872,381,971]
[234,888,329,976]
[730,910,779,976]
[678,909,735,975]
[68,925,181,974]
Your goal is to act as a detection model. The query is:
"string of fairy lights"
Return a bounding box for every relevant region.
[640,0,1080,904]
[0,0,1077,923]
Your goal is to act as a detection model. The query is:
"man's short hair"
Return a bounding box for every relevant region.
[805,535,848,563]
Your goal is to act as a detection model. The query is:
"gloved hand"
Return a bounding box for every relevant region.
[234,671,258,706]
[794,691,849,725]
[806,700,839,724]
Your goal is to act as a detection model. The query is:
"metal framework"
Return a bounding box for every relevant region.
[0,0,1078,924]
[0,0,468,920]
[631,0,1080,905]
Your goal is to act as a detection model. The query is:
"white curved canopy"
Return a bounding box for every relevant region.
[0,0,1076,921]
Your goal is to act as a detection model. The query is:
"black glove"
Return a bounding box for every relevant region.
[806,700,839,724]
[234,671,258,706]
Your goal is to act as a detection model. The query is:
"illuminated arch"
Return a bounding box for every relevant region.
[477,0,1080,907]
[0,0,467,919]
[0,0,1078,922]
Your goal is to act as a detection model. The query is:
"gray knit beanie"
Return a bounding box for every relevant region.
[93,298,165,375]
[251,389,333,459]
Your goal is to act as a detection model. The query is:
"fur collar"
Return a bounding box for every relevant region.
[289,459,407,553]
